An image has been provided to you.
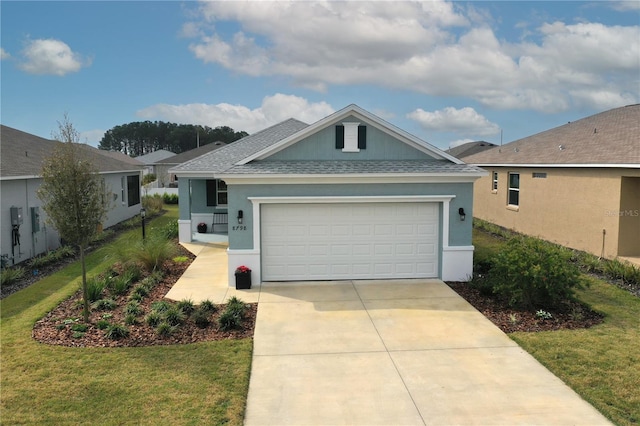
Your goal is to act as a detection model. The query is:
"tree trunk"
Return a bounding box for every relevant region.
[80,244,89,323]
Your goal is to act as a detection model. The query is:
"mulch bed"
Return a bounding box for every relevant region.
[32,245,257,348]
[446,282,604,333]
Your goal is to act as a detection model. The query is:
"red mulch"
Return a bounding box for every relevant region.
[32,245,256,348]
[446,282,604,333]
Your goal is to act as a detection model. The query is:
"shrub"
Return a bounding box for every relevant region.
[162,193,179,204]
[122,263,143,283]
[488,237,582,310]
[104,324,130,340]
[124,314,138,325]
[176,298,195,315]
[72,331,85,339]
[92,298,117,311]
[124,301,142,316]
[132,235,178,272]
[108,275,131,296]
[0,266,25,287]
[218,310,242,331]
[164,305,186,326]
[95,319,110,330]
[225,296,247,318]
[86,277,107,303]
[150,300,171,313]
[192,308,211,328]
[158,220,179,240]
[199,299,217,313]
[130,284,149,300]
[142,194,163,214]
[156,322,176,337]
[142,173,156,185]
[70,323,89,332]
[145,311,162,327]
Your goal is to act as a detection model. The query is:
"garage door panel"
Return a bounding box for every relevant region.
[262,203,439,281]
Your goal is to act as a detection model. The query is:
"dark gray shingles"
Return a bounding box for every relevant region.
[171,118,309,173]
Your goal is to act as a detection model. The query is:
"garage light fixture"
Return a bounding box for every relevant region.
[458,207,466,221]
[237,210,244,224]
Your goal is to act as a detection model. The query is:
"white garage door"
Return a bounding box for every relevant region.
[261,202,439,281]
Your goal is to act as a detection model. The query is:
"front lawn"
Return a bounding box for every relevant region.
[473,228,640,425]
[0,206,253,425]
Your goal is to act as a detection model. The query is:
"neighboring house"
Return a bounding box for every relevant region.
[462,104,640,262]
[154,141,226,188]
[446,141,497,159]
[171,104,486,285]
[0,125,144,266]
[135,149,176,180]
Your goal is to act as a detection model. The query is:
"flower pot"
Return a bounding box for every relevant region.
[235,272,252,289]
[197,223,207,233]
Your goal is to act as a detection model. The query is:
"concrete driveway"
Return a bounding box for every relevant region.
[244,279,610,425]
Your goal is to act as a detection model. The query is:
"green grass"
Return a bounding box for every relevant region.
[0,205,253,425]
[474,228,640,425]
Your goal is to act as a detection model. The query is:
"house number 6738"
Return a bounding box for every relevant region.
[232,225,247,231]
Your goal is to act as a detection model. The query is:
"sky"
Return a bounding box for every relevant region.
[1,1,639,151]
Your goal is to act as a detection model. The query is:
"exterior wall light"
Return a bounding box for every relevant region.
[237,210,244,224]
[458,207,466,221]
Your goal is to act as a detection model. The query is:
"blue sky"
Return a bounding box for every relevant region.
[2,1,638,151]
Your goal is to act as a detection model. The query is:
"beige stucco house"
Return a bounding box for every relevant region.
[461,104,639,263]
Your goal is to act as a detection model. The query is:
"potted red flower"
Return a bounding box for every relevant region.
[234,265,252,289]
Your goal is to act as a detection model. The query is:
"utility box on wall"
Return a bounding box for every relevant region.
[10,206,23,226]
[31,206,40,233]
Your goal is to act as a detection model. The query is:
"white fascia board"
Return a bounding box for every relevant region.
[170,170,218,179]
[237,104,464,165]
[248,195,457,204]
[0,169,142,181]
[472,163,640,169]
[218,173,485,185]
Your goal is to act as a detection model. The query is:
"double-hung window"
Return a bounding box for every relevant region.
[492,171,498,191]
[206,179,227,206]
[508,172,520,206]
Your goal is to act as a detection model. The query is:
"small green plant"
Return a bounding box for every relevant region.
[176,298,195,315]
[142,173,156,185]
[172,256,189,263]
[164,305,186,326]
[225,296,247,318]
[508,313,518,325]
[124,301,142,316]
[101,313,113,320]
[86,277,107,303]
[63,318,79,325]
[162,193,179,205]
[131,284,149,300]
[124,313,138,325]
[218,310,242,331]
[72,331,85,339]
[145,311,162,327]
[108,275,131,296]
[56,324,66,330]
[92,298,116,311]
[0,266,25,286]
[158,220,179,239]
[104,324,130,340]
[151,300,171,313]
[199,299,217,313]
[95,319,110,330]
[191,308,211,328]
[156,321,176,337]
[70,323,89,332]
[536,310,553,320]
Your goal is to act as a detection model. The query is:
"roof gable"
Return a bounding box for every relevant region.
[135,149,176,164]
[463,104,640,166]
[239,104,463,165]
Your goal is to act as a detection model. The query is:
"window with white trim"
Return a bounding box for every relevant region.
[217,180,227,205]
[508,172,520,206]
[492,171,498,191]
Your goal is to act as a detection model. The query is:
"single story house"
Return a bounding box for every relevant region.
[154,141,226,188]
[461,104,640,262]
[171,104,486,285]
[135,149,176,182]
[0,125,144,266]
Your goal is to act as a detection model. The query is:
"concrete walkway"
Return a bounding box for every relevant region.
[166,243,611,425]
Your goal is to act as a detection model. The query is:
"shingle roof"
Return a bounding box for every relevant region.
[156,142,226,165]
[446,141,497,159]
[463,104,640,166]
[1,125,143,178]
[171,118,309,174]
[135,149,176,164]
[221,160,484,175]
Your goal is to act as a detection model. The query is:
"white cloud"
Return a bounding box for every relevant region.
[408,107,500,137]
[19,38,89,76]
[0,48,10,60]
[185,1,639,112]
[608,1,640,11]
[136,94,335,133]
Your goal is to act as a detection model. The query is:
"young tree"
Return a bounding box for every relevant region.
[37,115,111,322]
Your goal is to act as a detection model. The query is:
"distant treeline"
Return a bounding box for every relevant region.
[98,121,248,156]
